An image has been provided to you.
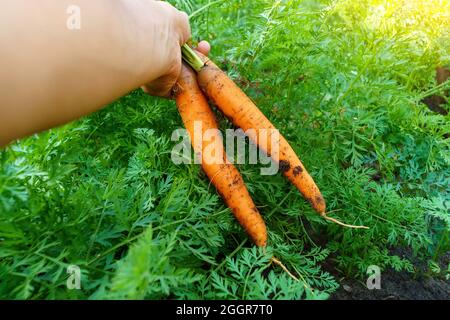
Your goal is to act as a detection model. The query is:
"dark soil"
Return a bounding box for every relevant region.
[422,96,448,115]
[327,249,450,300]
[421,66,449,116]
[330,268,449,300]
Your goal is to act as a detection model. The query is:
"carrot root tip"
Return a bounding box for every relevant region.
[270,257,299,281]
[321,214,369,229]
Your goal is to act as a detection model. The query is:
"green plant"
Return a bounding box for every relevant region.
[1,0,448,299]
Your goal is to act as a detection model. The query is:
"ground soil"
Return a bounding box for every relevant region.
[328,249,450,300]
[421,66,449,116]
[330,268,449,300]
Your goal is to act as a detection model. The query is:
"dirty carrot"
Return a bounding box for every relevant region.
[176,62,333,280]
[182,45,368,229]
[175,63,268,246]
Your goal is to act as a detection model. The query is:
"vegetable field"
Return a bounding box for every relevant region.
[1,0,449,299]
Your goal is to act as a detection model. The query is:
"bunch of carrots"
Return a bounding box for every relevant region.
[173,43,367,276]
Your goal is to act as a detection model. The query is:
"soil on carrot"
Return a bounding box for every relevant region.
[279,160,291,172]
[293,166,303,176]
[327,249,450,300]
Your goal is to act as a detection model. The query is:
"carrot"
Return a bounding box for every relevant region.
[182,47,324,212]
[176,63,329,281]
[175,63,268,246]
[176,64,308,281]
[182,45,368,229]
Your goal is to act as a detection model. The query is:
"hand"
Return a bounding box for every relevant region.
[143,38,211,97]
[137,0,190,97]
[0,0,202,146]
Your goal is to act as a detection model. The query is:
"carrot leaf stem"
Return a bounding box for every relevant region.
[182,44,204,72]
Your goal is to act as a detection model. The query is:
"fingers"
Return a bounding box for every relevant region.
[143,37,211,98]
[155,1,191,45]
[142,46,182,98]
[142,74,175,98]
[196,41,211,56]
[140,1,194,98]
[143,67,182,98]
[176,11,191,45]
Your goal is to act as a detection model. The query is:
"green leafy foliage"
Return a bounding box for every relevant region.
[1,0,449,299]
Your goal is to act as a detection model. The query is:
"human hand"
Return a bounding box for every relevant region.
[0,0,203,146]
[136,0,190,97]
[143,36,210,97]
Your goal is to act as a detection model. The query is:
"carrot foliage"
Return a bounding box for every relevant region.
[0,0,449,299]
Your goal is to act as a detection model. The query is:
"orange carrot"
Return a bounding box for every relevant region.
[182,45,368,229]
[182,47,325,213]
[175,66,300,280]
[175,63,268,246]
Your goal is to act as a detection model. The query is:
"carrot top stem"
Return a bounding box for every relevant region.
[182,44,204,72]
